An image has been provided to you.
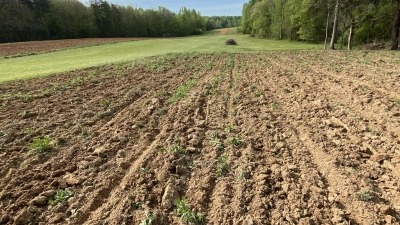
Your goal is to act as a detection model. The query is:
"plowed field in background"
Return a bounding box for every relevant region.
[0,38,146,58]
[0,51,399,225]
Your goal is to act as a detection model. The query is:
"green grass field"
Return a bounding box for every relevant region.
[0,29,321,83]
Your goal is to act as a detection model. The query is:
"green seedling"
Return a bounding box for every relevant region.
[270,102,279,110]
[210,133,225,151]
[131,201,144,210]
[216,155,229,177]
[30,136,52,154]
[49,188,74,205]
[100,99,110,108]
[225,124,233,133]
[175,199,204,225]
[169,143,187,154]
[229,136,243,146]
[395,99,400,108]
[139,211,154,225]
[168,79,197,103]
[356,190,376,202]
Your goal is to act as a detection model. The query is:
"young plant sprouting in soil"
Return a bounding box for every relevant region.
[356,189,376,202]
[49,188,74,205]
[139,211,154,225]
[270,102,279,110]
[169,143,187,155]
[131,201,144,210]
[229,136,243,146]
[29,136,52,154]
[225,124,233,133]
[210,132,225,151]
[216,154,229,177]
[100,99,110,108]
[175,199,204,225]
[168,78,197,103]
[396,99,400,108]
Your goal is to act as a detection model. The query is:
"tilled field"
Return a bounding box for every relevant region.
[0,51,399,225]
[0,38,146,58]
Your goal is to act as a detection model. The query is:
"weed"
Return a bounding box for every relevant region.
[168,79,197,103]
[216,154,229,177]
[49,188,74,205]
[100,99,110,108]
[169,143,187,154]
[139,211,154,225]
[229,136,243,146]
[140,167,151,174]
[356,189,376,202]
[175,199,204,225]
[395,99,400,108]
[236,169,249,181]
[270,102,279,110]
[225,124,233,133]
[210,77,219,90]
[29,136,52,154]
[210,133,225,151]
[132,201,144,210]
[15,92,33,103]
[0,131,7,137]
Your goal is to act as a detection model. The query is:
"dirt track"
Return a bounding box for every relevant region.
[0,38,146,58]
[0,51,399,224]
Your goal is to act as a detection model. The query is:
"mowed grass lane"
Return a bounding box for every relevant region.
[0,31,320,82]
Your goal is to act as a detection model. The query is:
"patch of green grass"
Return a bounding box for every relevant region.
[175,199,204,225]
[168,79,197,103]
[0,33,320,83]
[216,154,229,177]
[49,188,74,205]
[29,136,52,154]
[139,211,154,225]
[356,189,376,202]
[229,136,243,146]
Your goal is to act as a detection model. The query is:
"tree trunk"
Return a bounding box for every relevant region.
[330,0,340,50]
[324,2,330,50]
[279,0,286,40]
[348,19,355,50]
[340,13,347,49]
[391,0,400,50]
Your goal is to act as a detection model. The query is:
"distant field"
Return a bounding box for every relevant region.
[0,38,147,58]
[0,29,320,82]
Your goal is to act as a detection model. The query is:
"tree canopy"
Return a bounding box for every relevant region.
[240,0,400,48]
[0,0,241,43]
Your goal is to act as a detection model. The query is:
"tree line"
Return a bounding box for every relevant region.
[240,0,400,49]
[0,0,241,43]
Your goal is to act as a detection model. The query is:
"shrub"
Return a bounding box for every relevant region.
[225,39,237,45]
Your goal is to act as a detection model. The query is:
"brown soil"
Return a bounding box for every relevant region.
[220,28,230,35]
[0,38,147,58]
[0,51,399,225]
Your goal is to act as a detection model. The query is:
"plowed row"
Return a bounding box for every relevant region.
[0,51,399,225]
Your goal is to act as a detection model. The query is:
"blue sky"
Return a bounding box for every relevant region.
[86,0,247,16]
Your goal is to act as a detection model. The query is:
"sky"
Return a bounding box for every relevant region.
[85,0,247,16]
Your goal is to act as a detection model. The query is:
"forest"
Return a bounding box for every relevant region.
[240,0,400,49]
[0,0,240,43]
